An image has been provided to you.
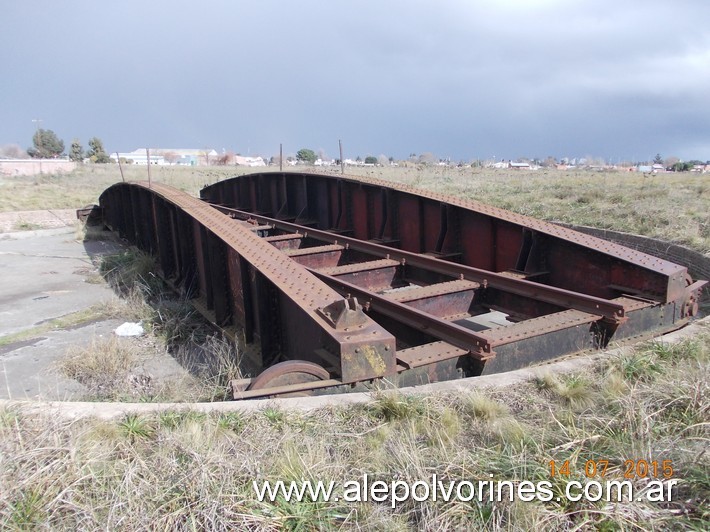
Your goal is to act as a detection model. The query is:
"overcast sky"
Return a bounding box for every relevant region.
[2,0,709,162]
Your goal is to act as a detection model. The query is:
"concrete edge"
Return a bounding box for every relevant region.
[3,315,707,421]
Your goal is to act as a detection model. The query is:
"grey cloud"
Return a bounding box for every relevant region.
[1,0,708,161]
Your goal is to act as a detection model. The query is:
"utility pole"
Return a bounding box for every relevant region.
[116,152,125,182]
[339,139,344,175]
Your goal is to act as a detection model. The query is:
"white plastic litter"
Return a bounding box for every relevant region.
[114,322,144,337]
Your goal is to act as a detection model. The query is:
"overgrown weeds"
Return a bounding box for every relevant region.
[55,248,244,402]
[99,249,161,296]
[59,337,139,400]
[2,333,709,529]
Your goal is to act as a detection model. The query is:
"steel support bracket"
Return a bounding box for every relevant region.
[316,297,369,329]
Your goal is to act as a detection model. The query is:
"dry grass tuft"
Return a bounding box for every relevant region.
[463,391,510,421]
[58,337,140,399]
[535,372,596,408]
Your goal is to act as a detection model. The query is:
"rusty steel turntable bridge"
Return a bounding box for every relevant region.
[92,172,706,399]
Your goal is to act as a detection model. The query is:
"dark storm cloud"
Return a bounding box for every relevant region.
[1,0,708,161]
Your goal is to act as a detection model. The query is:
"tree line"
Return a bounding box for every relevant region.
[28,129,110,163]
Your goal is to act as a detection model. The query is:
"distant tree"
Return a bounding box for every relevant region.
[364,156,378,165]
[216,152,234,165]
[671,161,693,172]
[541,156,557,167]
[653,153,663,165]
[664,156,679,168]
[69,139,84,162]
[28,129,64,158]
[162,151,179,164]
[296,148,317,164]
[87,137,110,163]
[377,154,389,166]
[0,144,29,159]
[418,152,435,165]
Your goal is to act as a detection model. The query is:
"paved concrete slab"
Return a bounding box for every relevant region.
[0,229,190,400]
[0,229,118,337]
[0,320,117,400]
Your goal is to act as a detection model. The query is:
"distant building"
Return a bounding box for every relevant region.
[110,150,166,165]
[110,148,218,166]
[509,162,531,170]
[652,164,665,173]
[234,155,266,167]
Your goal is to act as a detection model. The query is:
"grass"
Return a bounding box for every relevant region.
[59,337,138,400]
[327,165,710,253]
[1,164,708,252]
[0,164,259,213]
[0,332,707,529]
[12,219,42,231]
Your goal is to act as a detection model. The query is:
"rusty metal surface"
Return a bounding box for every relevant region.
[99,182,396,384]
[210,203,628,322]
[396,341,469,369]
[311,271,495,360]
[287,173,684,276]
[202,172,697,303]
[93,173,707,400]
[483,309,600,346]
[200,173,704,385]
[248,360,332,391]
